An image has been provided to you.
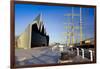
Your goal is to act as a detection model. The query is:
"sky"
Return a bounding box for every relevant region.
[15,4,95,44]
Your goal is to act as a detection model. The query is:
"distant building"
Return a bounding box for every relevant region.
[16,14,49,49]
[84,38,94,45]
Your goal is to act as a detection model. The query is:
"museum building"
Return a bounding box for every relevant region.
[16,14,49,49]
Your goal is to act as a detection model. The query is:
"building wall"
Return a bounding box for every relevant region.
[16,14,49,49]
[17,25,31,49]
[31,31,47,47]
[31,23,49,47]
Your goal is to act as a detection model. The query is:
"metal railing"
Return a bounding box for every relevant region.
[76,48,94,61]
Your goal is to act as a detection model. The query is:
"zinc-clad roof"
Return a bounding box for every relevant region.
[31,14,47,35]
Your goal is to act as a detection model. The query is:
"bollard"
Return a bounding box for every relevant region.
[60,47,63,52]
[76,48,79,56]
[89,50,93,61]
[71,48,73,52]
[52,47,54,51]
[81,48,84,59]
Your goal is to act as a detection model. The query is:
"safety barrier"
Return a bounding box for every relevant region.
[76,48,93,61]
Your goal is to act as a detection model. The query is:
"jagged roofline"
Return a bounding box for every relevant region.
[40,22,47,35]
[31,14,47,34]
[18,24,31,39]
[18,14,47,39]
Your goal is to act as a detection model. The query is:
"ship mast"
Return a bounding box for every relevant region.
[64,7,82,47]
[80,7,83,45]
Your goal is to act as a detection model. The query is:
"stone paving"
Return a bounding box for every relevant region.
[15,47,61,66]
[15,46,90,66]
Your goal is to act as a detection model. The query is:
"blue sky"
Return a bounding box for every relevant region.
[15,4,95,44]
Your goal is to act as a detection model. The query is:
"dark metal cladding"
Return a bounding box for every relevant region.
[31,14,49,48]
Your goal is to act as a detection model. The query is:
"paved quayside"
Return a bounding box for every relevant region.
[15,46,90,66]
